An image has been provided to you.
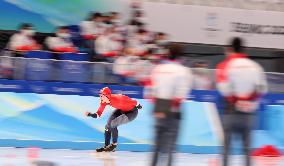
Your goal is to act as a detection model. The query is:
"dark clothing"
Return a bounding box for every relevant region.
[151,98,181,166]
[222,100,255,166]
[152,115,180,166]
[104,107,138,146]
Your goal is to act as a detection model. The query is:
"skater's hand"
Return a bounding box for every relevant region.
[85,111,98,118]
[136,104,142,109]
[85,111,91,117]
[154,112,165,119]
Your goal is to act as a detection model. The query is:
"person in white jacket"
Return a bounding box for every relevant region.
[146,43,193,166]
[95,27,123,60]
[9,23,41,52]
[80,12,103,40]
[45,26,78,53]
[80,12,104,56]
[216,37,268,166]
[113,47,140,84]
[127,29,151,57]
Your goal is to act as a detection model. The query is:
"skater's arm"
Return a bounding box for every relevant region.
[96,103,107,117]
[85,103,107,118]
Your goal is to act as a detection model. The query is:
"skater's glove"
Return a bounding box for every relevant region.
[136,104,142,109]
[87,112,98,118]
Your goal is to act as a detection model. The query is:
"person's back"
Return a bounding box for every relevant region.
[216,37,268,166]
[217,48,267,113]
[151,62,191,100]
[228,58,266,100]
[148,43,192,166]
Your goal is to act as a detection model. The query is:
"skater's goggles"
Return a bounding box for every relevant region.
[100,94,110,103]
[99,94,109,98]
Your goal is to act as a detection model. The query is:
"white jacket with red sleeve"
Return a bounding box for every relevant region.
[145,60,193,106]
[216,53,268,112]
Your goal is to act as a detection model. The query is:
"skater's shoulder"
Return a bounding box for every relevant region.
[111,93,129,99]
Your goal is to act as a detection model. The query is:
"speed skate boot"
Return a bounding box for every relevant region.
[96,146,107,152]
[104,144,117,152]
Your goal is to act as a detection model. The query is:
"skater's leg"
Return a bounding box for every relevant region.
[96,110,122,152]
[111,127,118,144]
[109,110,138,143]
[110,109,138,128]
[105,129,112,147]
[104,109,138,152]
[105,110,122,146]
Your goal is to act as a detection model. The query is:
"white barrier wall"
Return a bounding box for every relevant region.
[143,2,284,49]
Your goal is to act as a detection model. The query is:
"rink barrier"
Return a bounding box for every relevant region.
[0,79,283,106]
[0,79,284,153]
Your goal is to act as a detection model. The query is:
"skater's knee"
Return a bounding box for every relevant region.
[110,120,120,129]
[105,124,117,131]
[109,123,118,130]
[105,125,111,131]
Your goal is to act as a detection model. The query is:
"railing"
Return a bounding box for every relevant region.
[0,55,283,93]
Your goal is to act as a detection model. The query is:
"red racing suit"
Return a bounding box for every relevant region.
[96,94,138,117]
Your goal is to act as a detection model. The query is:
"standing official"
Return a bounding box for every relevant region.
[146,43,192,166]
[216,37,268,166]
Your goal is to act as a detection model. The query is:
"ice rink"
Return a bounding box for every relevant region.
[1,147,282,166]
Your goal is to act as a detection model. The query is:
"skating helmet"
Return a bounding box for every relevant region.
[100,87,112,97]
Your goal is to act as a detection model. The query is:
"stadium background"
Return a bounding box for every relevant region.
[0,0,283,154]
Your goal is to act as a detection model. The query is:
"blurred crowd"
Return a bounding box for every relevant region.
[4,3,177,85]
[6,2,168,60]
[2,2,214,89]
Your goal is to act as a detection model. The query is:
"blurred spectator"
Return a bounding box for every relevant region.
[126,19,144,39]
[80,12,102,40]
[45,26,78,53]
[95,27,123,60]
[127,3,146,39]
[130,0,142,10]
[110,12,127,36]
[216,37,268,166]
[192,61,213,90]
[103,13,113,28]
[113,47,139,84]
[110,12,123,26]
[132,10,146,26]
[128,29,151,56]
[153,32,169,57]
[8,23,41,52]
[146,43,193,166]
[154,32,169,47]
[80,12,102,56]
[134,49,159,85]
